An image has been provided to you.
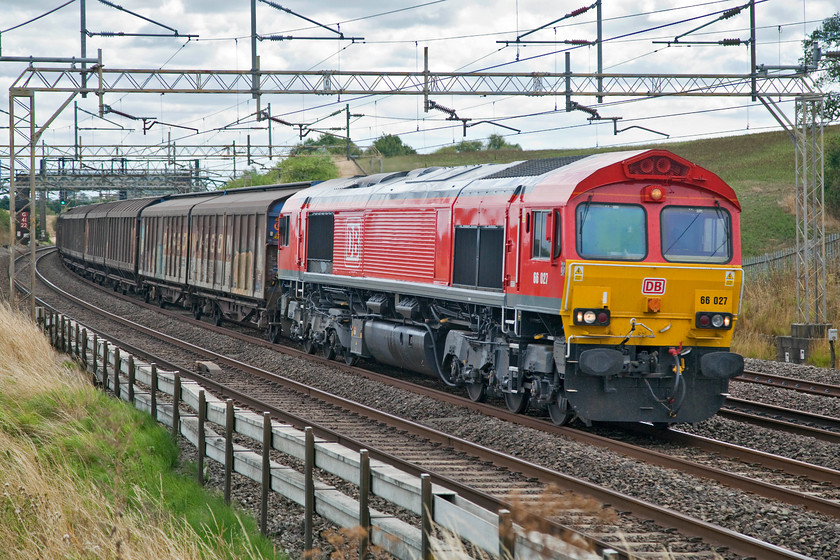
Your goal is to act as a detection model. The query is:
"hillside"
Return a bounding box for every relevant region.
[375,126,840,257]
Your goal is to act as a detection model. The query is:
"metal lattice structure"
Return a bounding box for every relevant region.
[8,89,37,317]
[11,66,819,99]
[795,96,826,324]
[761,94,827,324]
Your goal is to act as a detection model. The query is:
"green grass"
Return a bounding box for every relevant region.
[379,126,840,257]
[0,354,286,560]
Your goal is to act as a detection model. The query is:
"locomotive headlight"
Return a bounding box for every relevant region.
[695,312,733,330]
[573,308,611,326]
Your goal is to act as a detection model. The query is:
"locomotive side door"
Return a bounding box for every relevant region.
[520,208,562,302]
[504,193,523,292]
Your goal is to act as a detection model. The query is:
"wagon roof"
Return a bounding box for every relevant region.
[84,200,128,218]
[104,196,163,218]
[191,186,307,215]
[57,204,94,220]
[140,194,222,216]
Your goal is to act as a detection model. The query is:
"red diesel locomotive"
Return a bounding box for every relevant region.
[57,149,744,426]
[274,150,744,426]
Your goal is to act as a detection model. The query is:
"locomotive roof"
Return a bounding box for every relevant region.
[289,149,739,210]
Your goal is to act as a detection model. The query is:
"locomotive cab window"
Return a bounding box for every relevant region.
[531,210,551,259]
[576,202,646,261]
[661,205,731,263]
[273,215,290,247]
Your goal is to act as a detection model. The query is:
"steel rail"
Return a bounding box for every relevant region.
[735,371,840,398]
[622,423,840,487]
[719,402,840,445]
[32,249,820,560]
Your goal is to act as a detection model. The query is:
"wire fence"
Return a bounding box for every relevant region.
[742,232,840,276]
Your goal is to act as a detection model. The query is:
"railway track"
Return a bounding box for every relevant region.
[23,247,839,560]
[735,371,840,398]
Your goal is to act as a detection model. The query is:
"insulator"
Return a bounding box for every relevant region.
[569,6,591,17]
[722,6,744,19]
[721,38,742,46]
[567,39,593,45]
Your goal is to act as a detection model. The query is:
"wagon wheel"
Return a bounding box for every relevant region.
[212,305,223,326]
[267,323,281,344]
[465,382,487,403]
[192,304,203,320]
[143,290,151,303]
[547,394,574,426]
[344,352,359,366]
[156,291,165,308]
[504,391,529,414]
[321,330,337,360]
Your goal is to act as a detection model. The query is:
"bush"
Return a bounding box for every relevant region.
[226,168,280,189]
[278,155,339,183]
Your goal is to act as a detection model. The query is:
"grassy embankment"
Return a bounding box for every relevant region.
[0,303,287,560]
[383,127,840,363]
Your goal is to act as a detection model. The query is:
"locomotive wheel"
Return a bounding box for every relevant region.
[465,382,487,403]
[267,324,281,344]
[321,330,337,360]
[547,394,574,426]
[302,328,316,354]
[504,391,530,414]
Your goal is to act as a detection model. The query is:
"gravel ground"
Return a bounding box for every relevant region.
[11,248,840,560]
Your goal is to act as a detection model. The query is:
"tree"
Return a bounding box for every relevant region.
[801,13,840,122]
[291,133,361,156]
[372,134,416,156]
[454,140,484,152]
[825,135,840,215]
[277,155,339,183]
[486,133,522,151]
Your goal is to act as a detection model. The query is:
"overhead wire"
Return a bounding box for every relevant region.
[2,0,75,34]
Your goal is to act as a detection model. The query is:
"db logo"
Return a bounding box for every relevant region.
[642,278,666,295]
[346,219,362,266]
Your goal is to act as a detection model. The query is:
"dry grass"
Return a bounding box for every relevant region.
[734,264,840,364]
[0,303,275,560]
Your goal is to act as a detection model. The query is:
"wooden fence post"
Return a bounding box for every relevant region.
[304,427,315,554]
[224,399,234,505]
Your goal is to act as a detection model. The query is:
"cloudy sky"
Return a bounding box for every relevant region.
[1,0,837,180]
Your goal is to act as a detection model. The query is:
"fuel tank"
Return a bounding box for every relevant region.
[363,321,438,377]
